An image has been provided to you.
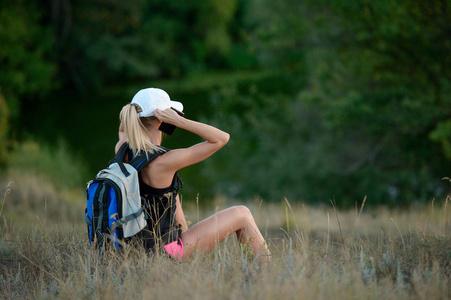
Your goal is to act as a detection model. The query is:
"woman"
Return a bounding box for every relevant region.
[115,87,271,262]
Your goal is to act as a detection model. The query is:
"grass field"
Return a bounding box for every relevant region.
[0,176,450,299]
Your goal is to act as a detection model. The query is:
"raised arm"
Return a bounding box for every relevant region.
[153,108,230,172]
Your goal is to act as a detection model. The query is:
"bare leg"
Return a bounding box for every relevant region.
[180,205,271,262]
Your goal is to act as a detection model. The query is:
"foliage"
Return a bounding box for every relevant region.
[3,0,451,206]
[0,139,87,224]
[200,0,451,205]
[8,139,88,191]
[0,93,8,168]
[0,0,57,168]
[45,0,243,90]
[0,0,56,117]
[299,0,451,204]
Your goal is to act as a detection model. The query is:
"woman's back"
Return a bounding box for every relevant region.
[122,145,183,251]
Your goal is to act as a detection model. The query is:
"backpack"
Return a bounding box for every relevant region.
[84,142,164,249]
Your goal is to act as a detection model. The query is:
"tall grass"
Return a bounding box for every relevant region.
[0,192,449,299]
[7,139,88,191]
[0,139,87,226]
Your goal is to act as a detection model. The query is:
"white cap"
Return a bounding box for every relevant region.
[131,88,183,117]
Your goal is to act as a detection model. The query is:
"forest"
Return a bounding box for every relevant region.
[1,0,451,206]
[1,1,451,298]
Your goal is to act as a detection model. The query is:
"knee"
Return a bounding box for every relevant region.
[231,205,253,222]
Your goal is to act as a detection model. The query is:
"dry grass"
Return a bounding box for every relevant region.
[0,180,450,300]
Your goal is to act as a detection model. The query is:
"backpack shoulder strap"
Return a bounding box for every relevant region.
[113,143,131,176]
[129,146,168,173]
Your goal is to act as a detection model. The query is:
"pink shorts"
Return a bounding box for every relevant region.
[163,238,184,261]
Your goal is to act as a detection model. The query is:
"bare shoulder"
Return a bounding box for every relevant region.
[114,139,129,163]
[141,152,176,188]
[115,140,126,155]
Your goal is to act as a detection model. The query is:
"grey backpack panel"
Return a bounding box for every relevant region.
[98,163,146,238]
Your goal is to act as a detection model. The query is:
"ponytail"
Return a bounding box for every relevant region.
[119,104,161,156]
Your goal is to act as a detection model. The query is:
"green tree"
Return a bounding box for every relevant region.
[0,0,56,166]
[0,92,9,167]
[45,0,241,90]
[303,0,451,204]
[202,0,451,205]
[0,0,56,117]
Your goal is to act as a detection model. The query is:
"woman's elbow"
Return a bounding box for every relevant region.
[210,132,230,150]
[224,132,230,143]
[221,132,230,146]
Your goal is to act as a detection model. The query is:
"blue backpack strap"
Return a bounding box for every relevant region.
[128,148,134,162]
[113,143,131,176]
[129,146,167,172]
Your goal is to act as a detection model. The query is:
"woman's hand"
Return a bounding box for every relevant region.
[154,108,183,126]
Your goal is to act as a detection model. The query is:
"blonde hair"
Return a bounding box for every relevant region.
[119,104,161,156]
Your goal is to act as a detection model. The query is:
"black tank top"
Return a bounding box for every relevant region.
[125,147,183,251]
[133,171,182,252]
